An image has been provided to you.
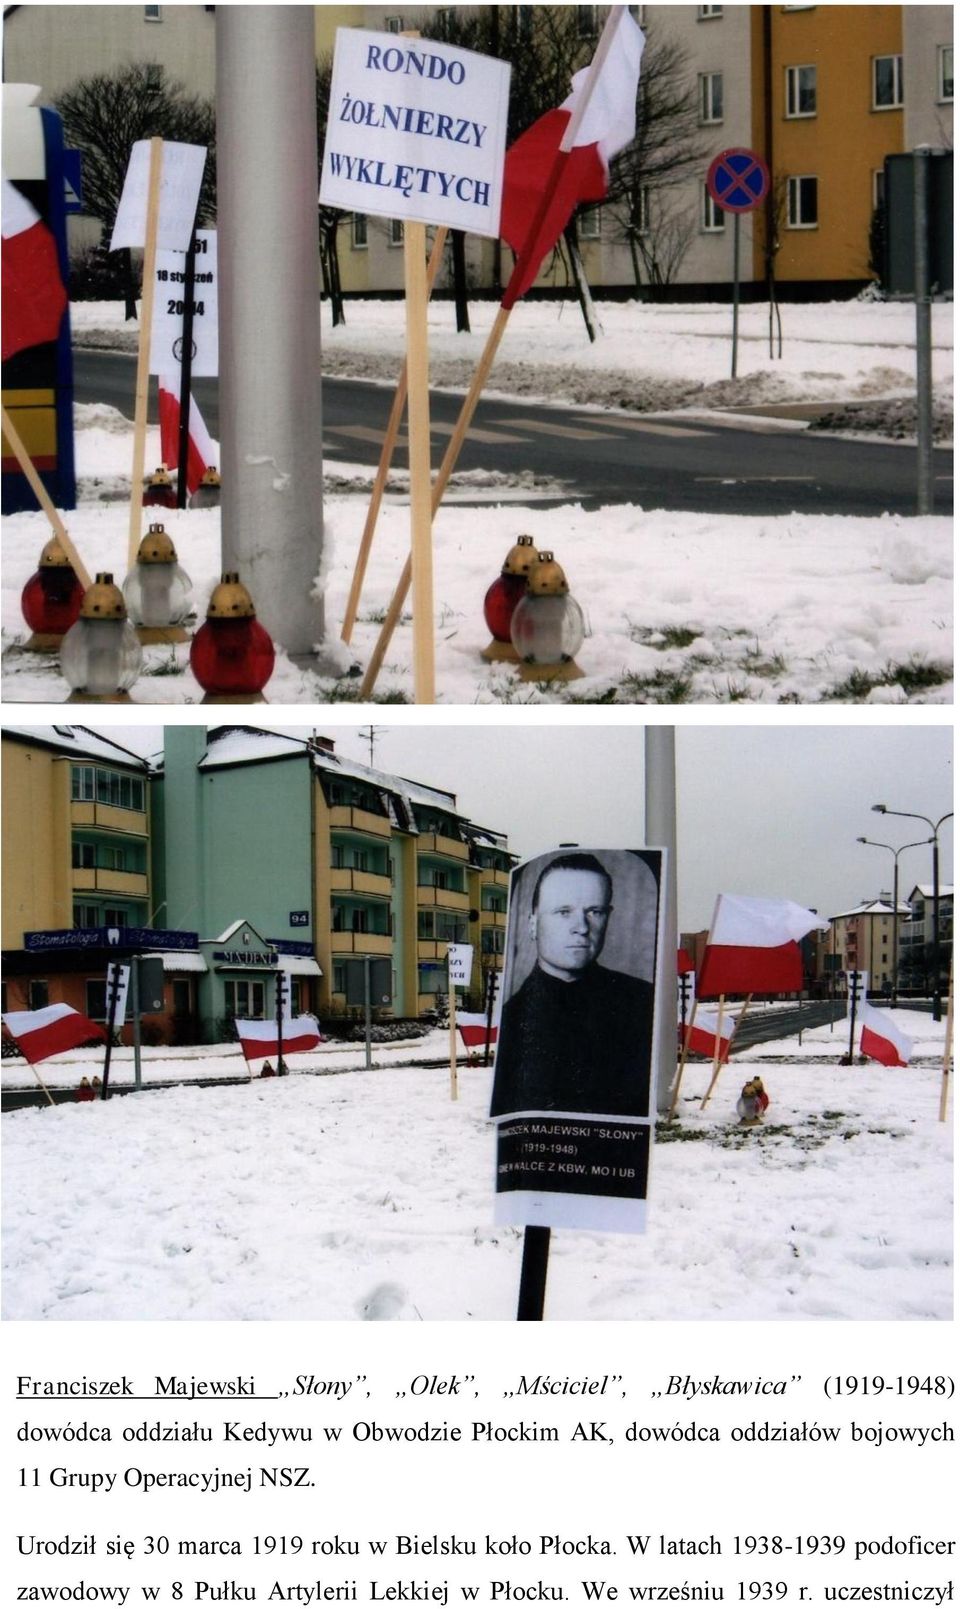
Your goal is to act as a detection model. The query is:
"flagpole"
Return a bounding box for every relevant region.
[26,1056,56,1107]
[449,951,459,1102]
[128,136,164,569]
[700,992,751,1110]
[359,7,631,698]
[341,226,448,646]
[669,973,697,1119]
[938,962,953,1123]
[1,407,92,590]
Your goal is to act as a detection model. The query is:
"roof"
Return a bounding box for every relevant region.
[828,899,910,920]
[2,724,151,770]
[143,951,207,975]
[908,884,954,901]
[277,956,322,977]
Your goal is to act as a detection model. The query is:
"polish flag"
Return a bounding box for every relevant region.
[1,1003,105,1063]
[677,948,696,974]
[158,374,217,496]
[499,8,645,308]
[235,1016,323,1062]
[697,894,829,997]
[1,176,68,361]
[858,1001,913,1068]
[679,1001,736,1063]
[457,1011,499,1050]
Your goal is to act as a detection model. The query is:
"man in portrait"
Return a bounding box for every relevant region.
[489,850,658,1119]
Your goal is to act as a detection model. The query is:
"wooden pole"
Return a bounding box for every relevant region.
[1,406,92,590]
[700,993,752,1110]
[358,305,511,700]
[669,988,698,1120]
[26,1058,56,1107]
[128,136,164,569]
[449,959,458,1102]
[939,964,953,1123]
[341,226,448,645]
[403,219,436,702]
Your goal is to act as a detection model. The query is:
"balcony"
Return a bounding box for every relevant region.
[331,932,393,957]
[480,910,507,930]
[330,868,391,898]
[417,940,449,963]
[481,868,511,889]
[418,832,468,861]
[417,885,469,911]
[329,805,391,838]
[72,868,149,897]
[71,802,148,836]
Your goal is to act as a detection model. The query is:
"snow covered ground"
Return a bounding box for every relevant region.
[2,1011,951,1323]
[1,296,952,705]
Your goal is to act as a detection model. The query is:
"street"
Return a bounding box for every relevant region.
[73,350,952,518]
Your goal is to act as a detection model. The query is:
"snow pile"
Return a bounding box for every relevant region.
[2,1014,951,1322]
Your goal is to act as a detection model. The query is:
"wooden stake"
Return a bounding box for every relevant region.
[128,136,164,569]
[1,406,92,590]
[669,998,699,1120]
[341,227,448,645]
[359,305,511,700]
[939,963,953,1123]
[700,993,752,1110]
[403,219,435,703]
[26,1058,56,1107]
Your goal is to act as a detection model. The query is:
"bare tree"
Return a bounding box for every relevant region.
[316,56,347,327]
[57,64,215,318]
[620,191,697,296]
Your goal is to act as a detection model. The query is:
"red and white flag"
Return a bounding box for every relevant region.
[678,1000,736,1063]
[1,175,68,361]
[697,894,829,997]
[158,374,217,496]
[499,7,645,307]
[677,947,696,974]
[457,1011,499,1050]
[235,1015,323,1062]
[1,1003,105,1063]
[858,1000,913,1068]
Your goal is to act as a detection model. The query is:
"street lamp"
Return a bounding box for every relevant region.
[872,805,954,1019]
[856,835,932,1004]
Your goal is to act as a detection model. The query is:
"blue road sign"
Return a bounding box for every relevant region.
[707,148,770,214]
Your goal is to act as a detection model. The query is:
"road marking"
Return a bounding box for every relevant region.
[489,417,619,441]
[331,421,527,447]
[694,475,814,484]
[429,419,528,446]
[582,417,708,439]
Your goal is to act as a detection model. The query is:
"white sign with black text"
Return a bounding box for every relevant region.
[319,29,510,236]
[150,230,218,377]
[111,140,207,253]
[446,943,474,988]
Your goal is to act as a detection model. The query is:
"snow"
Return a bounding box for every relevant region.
[2,1011,951,1322]
[2,296,951,704]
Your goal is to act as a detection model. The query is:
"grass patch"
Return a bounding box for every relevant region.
[620,667,695,702]
[631,624,701,651]
[825,658,951,701]
[141,652,184,677]
[323,681,410,704]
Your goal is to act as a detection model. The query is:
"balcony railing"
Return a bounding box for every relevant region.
[331,932,393,956]
[71,801,148,835]
[417,885,469,910]
[330,868,391,897]
[329,805,391,837]
[418,832,468,861]
[72,868,149,897]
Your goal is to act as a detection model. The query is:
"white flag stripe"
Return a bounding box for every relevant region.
[1,174,39,239]
[562,9,645,162]
[710,893,829,949]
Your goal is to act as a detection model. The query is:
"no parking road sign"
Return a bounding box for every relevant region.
[707,147,770,213]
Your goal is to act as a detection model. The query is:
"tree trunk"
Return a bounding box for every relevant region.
[451,229,470,333]
[324,221,345,327]
[563,221,598,343]
[627,230,645,300]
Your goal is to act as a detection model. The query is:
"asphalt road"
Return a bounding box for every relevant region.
[74,349,952,517]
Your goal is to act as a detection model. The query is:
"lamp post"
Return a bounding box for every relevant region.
[856,835,931,1004]
[872,806,954,1020]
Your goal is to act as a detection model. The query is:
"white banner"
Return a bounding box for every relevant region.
[111,139,207,253]
[320,29,510,237]
[105,962,130,1026]
[150,229,217,376]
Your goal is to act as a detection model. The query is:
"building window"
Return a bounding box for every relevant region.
[333,964,346,995]
[74,904,99,928]
[384,15,403,33]
[352,909,368,934]
[102,908,130,929]
[389,218,404,247]
[331,845,344,869]
[71,765,95,801]
[628,4,645,22]
[939,45,953,102]
[785,63,817,116]
[873,54,903,109]
[580,206,601,240]
[702,187,725,231]
[787,174,818,227]
[144,3,161,19]
[698,5,723,17]
[352,213,368,250]
[172,979,192,1016]
[352,849,368,872]
[28,980,49,1010]
[633,186,651,234]
[72,841,96,869]
[872,168,885,209]
[698,71,724,123]
[225,980,265,1019]
[577,6,598,37]
[86,981,108,1019]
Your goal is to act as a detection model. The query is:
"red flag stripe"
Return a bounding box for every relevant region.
[697,940,802,997]
[2,1004,105,1063]
[1,183,68,361]
[499,110,607,309]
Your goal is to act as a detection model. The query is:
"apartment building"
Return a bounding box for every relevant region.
[822,896,909,994]
[2,726,516,1043]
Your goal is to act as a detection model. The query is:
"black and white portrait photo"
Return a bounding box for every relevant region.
[490,848,663,1121]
